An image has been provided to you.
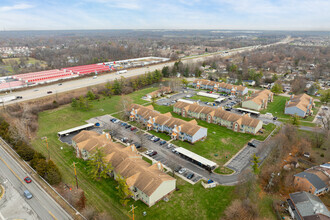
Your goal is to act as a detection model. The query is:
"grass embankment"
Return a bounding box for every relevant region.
[32,87,235,219]
[190,95,216,103]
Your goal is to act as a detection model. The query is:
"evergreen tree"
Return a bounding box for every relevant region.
[46,160,62,185]
[71,98,78,108]
[113,79,122,95]
[86,91,95,100]
[161,66,170,78]
[36,158,48,177]
[251,154,260,174]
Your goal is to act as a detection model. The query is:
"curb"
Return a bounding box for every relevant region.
[0,184,5,201]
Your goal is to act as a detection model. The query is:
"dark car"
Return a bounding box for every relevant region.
[187,173,195,179]
[174,166,182,172]
[159,140,166,145]
[121,122,127,126]
[125,124,131,129]
[150,151,158,156]
[225,108,231,111]
[273,117,278,121]
[24,176,32,183]
[16,96,23,99]
[153,137,160,142]
[47,91,52,94]
[248,142,256,148]
[133,142,141,148]
[148,135,155,140]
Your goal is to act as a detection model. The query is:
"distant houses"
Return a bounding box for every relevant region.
[146,86,172,99]
[285,94,314,117]
[242,89,273,111]
[129,104,207,143]
[192,79,248,96]
[294,163,330,196]
[287,191,330,220]
[173,101,263,134]
[72,130,176,207]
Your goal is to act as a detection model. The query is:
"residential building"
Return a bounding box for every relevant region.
[294,163,330,196]
[287,191,330,220]
[242,89,273,111]
[243,80,256,86]
[146,86,172,99]
[72,130,176,207]
[192,79,248,96]
[285,94,314,117]
[173,101,263,134]
[129,104,207,143]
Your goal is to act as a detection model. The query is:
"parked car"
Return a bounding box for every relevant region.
[150,136,156,141]
[125,124,131,129]
[225,108,231,111]
[178,168,186,174]
[273,117,278,121]
[113,119,119,124]
[153,137,160,142]
[133,142,141,148]
[145,150,153,155]
[167,143,173,149]
[121,137,128,143]
[159,140,166,145]
[316,115,323,119]
[322,107,328,110]
[187,173,195,179]
[130,127,137,131]
[248,142,256,148]
[150,151,158,156]
[24,176,32,183]
[172,148,177,153]
[23,190,33,199]
[174,166,182,172]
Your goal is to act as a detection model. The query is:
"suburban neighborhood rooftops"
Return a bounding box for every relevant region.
[244,89,272,105]
[289,191,330,218]
[294,172,327,190]
[286,93,313,112]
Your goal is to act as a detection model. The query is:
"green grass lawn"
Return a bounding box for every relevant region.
[190,95,216,103]
[213,166,235,175]
[148,130,171,141]
[32,87,236,219]
[260,95,320,122]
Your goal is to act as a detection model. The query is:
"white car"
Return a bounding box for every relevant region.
[151,136,156,141]
[167,143,173,149]
[178,168,186,174]
[145,150,153,155]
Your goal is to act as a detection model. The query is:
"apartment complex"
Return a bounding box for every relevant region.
[285,94,314,117]
[146,86,172,99]
[72,130,176,207]
[192,79,248,96]
[242,89,274,111]
[294,163,330,196]
[129,104,207,143]
[173,101,263,134]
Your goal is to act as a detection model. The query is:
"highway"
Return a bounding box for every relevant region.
[0,143,72,220]
[1,36,292,105]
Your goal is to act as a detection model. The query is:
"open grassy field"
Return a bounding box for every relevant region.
[32,87,237,219]
[190,95,216,103]
[2,57,47,66]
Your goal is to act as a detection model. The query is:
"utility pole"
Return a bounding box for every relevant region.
[73,162,79,189]
[41,137,50,161]
[129,205,137,220]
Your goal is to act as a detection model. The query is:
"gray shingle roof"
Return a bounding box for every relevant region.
[295,172,327,190]
[290,191,330,218]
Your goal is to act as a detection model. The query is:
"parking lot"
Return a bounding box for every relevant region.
[225,139,262,173]
[84,115,205,184]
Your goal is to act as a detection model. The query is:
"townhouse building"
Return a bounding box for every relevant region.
[242,89,274,111]
[173,101,263,134]
[192,79,248,96]
[285,93,314,117]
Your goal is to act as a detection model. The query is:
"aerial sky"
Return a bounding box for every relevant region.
[0,0,329,30]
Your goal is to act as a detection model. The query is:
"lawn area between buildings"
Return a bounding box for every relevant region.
[260,95,320,122]
[31,87,237,219]
[190,95,216,103]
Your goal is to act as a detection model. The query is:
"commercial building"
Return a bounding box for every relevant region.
[287,191,330,220]
[285,94,314,117]
[173,101,263,134]
[72,130,176,207]
[129,104,207,143]
[242,89,273,111]
[192,79,248,96]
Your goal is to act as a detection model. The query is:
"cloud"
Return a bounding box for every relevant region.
[85,0,142,10]
[0,3,34,12]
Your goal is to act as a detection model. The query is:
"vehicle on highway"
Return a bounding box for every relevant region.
[159,140,166,145]
[34,89,38,91]
[23,190,33,199]
[153,137,160,142]
[178,168,186,174]
[125,124,131,129]
[24,176,32,183]
[47,91,53,94]
[187,173,195,179]
[93,76,97,79]
[130,127,137,131]
[248,142,256,148]
[16,96,23,99]
[58,83,62,86]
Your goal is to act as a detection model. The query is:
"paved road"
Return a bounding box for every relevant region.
[1,36,292,106]
[0,144,72,220]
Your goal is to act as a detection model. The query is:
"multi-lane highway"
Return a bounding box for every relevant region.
[0,143,72,220]
[1,36,292,106]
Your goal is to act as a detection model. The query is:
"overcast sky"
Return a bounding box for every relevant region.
[0,0,329,30]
